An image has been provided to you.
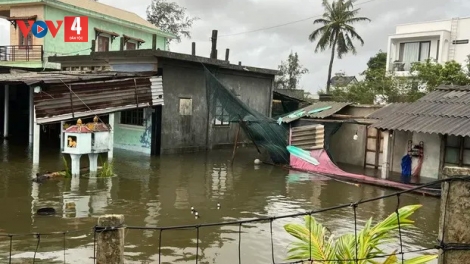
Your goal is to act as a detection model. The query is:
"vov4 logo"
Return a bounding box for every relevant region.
[17,16,89,42]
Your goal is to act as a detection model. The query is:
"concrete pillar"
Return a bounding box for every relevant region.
[70,154,81,177]
[3,85,9,138]
[70,173,80,193]
[30,165,39,223]
[380,130,391,179]
[438,166,470,264]
[60,121,65,151]
[32,106,40,165]
[97,214,125,264]
[108,113,114,161]
[29,86,34,144]
[88,153,99,173]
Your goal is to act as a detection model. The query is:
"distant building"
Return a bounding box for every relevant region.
[0,0,173,71]
[330,73,358,89]
[386,17,470,76]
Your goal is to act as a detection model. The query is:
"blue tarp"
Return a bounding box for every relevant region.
[401,154,412,184]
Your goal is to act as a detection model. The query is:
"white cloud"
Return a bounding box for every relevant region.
[2,0,469,94]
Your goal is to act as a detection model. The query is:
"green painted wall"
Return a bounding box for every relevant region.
[43,5,167,63]
[113,108,152,154]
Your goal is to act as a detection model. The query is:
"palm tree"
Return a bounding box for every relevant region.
[309,0,370,94]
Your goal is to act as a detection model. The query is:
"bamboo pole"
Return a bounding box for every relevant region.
[231,122,242,165]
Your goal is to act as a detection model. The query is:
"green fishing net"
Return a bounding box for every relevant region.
[204,68,290,164]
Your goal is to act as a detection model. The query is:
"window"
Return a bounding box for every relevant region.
[214,99,230,126]
[126,42,136,50]
[179,98,192,115]
[120,108,144,126]
[18,21,33,47]
[398,41,431,71]
[444,135,470,167]
[97,36,110,52]
[436,40,440,61]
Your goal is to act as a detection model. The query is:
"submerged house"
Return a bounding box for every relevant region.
[277,101,382,170]
[43,36,278,158]
[369,85,470,180]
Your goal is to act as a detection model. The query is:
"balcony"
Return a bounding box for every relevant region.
[0,45,43,62]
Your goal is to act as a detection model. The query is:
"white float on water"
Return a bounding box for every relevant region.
[254,159,262,165]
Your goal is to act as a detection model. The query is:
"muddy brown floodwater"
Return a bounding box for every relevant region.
[0,142,440,263]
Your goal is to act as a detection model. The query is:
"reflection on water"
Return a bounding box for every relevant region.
[0,144,440,263]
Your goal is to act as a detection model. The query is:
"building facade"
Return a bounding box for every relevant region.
[49,49,278,156]
[370,85,470,181]
[386,17,470,76]
[0,0,172,70]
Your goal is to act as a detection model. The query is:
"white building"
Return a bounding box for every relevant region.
[386,17,470,76]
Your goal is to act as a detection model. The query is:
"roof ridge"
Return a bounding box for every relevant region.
[50,0,160,31]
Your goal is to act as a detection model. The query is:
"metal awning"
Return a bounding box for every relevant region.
[33,76,164,124]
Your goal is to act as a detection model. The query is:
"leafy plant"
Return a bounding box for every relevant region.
[284,204,437,263]
[98,155,114,178]
[62,156,72,178]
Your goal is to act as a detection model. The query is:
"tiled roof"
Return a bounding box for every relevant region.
[278,101,351,124]
[371,85,470,136]
[330,76,356,87]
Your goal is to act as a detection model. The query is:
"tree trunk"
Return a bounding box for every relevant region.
[326,33,339,94]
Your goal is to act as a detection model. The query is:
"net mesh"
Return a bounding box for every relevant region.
[204,68,290,164]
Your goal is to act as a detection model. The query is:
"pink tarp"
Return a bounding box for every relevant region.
[289,149,441,196]
[290,149,363,178]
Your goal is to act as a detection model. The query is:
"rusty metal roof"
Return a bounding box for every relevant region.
[278,101,351,124]
[371,85,470,136]
[0,71,155,86]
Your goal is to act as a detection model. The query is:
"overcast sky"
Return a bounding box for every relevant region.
[1,0,469,94]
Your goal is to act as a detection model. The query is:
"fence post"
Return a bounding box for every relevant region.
[96,214,125,264]
[438,166,470,264]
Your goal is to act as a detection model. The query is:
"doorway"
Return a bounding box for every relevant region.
[364,127,384,169]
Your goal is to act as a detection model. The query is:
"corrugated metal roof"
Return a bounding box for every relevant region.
[0,71,154,85]
[367,103,410,119]
[278,101,350,123]
[371,85,470,136]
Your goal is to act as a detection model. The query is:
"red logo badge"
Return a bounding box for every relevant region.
[64,16,88,42]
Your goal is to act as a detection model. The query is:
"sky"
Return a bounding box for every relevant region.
[1,0,470,94]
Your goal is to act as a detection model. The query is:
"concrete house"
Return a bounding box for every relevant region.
[46,37,278,157]
[369,85,470,180]
[386,17,470,76]
[0,0,172,71]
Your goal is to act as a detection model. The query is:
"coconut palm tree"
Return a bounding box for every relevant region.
[309,0,370,94]
[283,204,437,263]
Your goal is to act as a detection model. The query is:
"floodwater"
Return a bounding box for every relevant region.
[0,141,440,263]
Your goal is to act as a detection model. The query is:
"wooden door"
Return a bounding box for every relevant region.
[364,127,384,169]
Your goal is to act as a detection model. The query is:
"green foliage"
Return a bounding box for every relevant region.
[309,0,370,93]
[98,155,114,178]
[146,0,200,46]
[274,52,309,90]
[62,156,72,178]
[410,60,470,91]
[284,204,437,263]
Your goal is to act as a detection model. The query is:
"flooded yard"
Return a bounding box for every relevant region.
[0,142,440,263]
